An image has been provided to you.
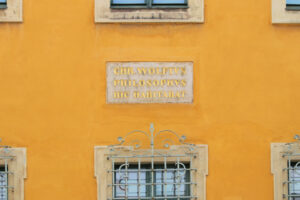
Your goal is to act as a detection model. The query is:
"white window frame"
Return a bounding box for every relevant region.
[272,0,300,23]
[95,0,204,23]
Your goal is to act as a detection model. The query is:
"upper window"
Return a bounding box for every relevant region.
[95,0,204,23]
[286,0,300,10]
[0,142,26,200]
[95,124,208,200]
[110,0,188,8]
[272,0,300,23]
[0,0,7,9]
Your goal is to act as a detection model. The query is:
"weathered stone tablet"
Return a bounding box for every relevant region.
[106,62,193,104]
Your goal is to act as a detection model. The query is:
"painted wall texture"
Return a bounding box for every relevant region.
[0,0,300,199]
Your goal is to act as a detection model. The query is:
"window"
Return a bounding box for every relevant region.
[272,0,300,23]
[0,0,7,9]
[110,0,188,9]
[288,161,300,199]
[286,0,300,10]
[0,144,26,200]
[95,0,204,23]
[95,124,208,200]
[0,0,22,22]
[271,136,300,200]
[113,162,191,200]
[0,166,8,200]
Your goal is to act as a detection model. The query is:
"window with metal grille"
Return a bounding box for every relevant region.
[95,124,208,200]
[0,0,7,9]
[286,0,300,10]
[0,166,8,200]
[110,0,188,8]
[288,161,300,200]
[112,161,192,200]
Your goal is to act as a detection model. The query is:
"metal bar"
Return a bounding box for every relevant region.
[288,155,291,200]
[176,158,180,200]
[112,158,115,198]
[109,168,196,173]
[164,157,167,200]
[108,196,197,200]
[138,159,141,200]
[125,158,128,200]
[151,156,154,199]
[189,156,193,197]
[109,154,196,159]
[109,182,196,186]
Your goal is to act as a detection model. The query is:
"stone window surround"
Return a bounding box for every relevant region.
[0,148,27,200]
[272,0,300,24]
[94,145,208,200]
[94,0,204,23]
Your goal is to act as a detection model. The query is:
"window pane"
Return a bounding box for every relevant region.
[112,0,146,4]
[287,0,300,5]
[152,0,185,4]
[0,0,6,3]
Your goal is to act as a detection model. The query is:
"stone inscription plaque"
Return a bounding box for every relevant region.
[106,62,193,104]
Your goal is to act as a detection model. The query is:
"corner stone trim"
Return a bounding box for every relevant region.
[0,0,22,22]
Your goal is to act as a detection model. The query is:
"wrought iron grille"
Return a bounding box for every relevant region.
[107,123,197,200]
[283,135,300,200]
[0,140,14,200]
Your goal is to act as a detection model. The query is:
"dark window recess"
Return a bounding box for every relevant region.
[286,0,300,10]
[0,0,7,9]
[113,163,191,200]
[110,0,188,9]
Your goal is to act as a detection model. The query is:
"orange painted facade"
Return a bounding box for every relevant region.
[0,0,300,199]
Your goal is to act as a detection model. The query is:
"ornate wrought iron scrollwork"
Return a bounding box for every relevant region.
[109,123,195,153]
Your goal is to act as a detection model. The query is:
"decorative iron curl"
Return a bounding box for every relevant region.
[0,139,11,154]
[285,135,300,153]
[109,123,195,152]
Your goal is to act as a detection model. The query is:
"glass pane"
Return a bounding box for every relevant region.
[0,0,6,3]
[112,0,146,4]
[287,0,300,5]
[152,0,185,4]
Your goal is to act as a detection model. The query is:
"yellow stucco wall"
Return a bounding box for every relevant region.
[0,0,300,199]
